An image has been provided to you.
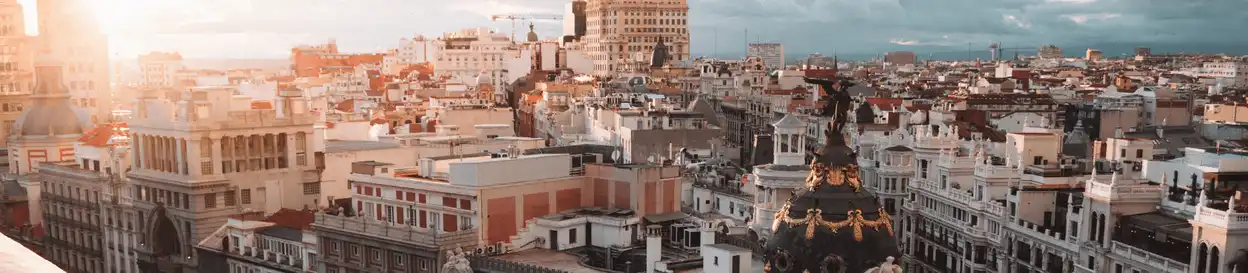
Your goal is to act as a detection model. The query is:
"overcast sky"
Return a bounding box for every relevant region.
[17,0,1248,59]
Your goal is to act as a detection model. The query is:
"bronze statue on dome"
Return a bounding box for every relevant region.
[761,78,900,273]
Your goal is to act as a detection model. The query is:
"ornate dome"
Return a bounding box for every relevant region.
[764,79,901,273]
[12,59,86,138]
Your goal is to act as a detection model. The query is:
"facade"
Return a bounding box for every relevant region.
[747,43,784,70]
[885,51,918,66]
[323,148,681,272]
[195,209,319,273]
[1038,45,1063,59]
[0,0,31,148]
[583,0,691,76]
[562,0,587,42]
[37,0,111,124]
[126,86,322,272]
[137,53,185,88]
[291,40,385,78]
[38,121,131,273]
[431,28,511,90]
[747,115,809,242]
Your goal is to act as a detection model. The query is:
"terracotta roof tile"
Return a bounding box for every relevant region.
[263,208,316,230]
[78,123,128,147]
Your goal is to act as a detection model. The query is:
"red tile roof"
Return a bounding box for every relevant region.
[77,123,128,147]
[251,101,274,110]
[866,98,903,111]
[263,208,316,230]
[335,99,356,112]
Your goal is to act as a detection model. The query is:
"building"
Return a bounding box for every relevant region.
[1038,45,1063,59]
[747,115,809,242]
[319,146,683,273]
[195,209,319,273]
[38,121,132,273]
[137,52,185,88]
[290,40,385,78]
[1134,47,1152,57]
[1086,49,1104,61]
[8,55,92,270]
[0,0,31,148]
[431,28,511,90]
[562,0,587,43]
[747,43,784,70]
[126,86,322,272]
[884,51,917,66]
[37,0,111,124]
[583,0,691,76]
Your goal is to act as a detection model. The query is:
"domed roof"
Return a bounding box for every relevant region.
[765,79,900,273]
[12,61,87,138]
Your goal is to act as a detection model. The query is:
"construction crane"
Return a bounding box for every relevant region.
[489,14,564,42]
[988,42,1037,61]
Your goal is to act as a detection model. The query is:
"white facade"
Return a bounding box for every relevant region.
[747,43,784,70]
[432,28,511,90]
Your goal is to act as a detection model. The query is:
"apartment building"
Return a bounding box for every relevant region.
[584,105,720,164]
[431,28,511,89]
[138,52,185,88]
[583,0,690,77]
[319,146,681,273]
[126,86,323,272]
[0,0,31,148]
[37,0,111,124]
[747,43,784,70]
[291,40,385,78]
[196,209,319,273]
[37,121,133,273]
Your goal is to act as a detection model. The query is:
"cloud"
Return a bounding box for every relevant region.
[1063,13,1122,24]
[66,0,1248,58]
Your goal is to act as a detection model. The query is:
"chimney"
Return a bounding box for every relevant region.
[646,225,662,273]
[700,221,715,248]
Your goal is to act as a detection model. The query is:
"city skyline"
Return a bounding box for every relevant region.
[13,0,1248,59]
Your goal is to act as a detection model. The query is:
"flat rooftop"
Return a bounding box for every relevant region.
[492,248,599,273]
[326,140,401,153]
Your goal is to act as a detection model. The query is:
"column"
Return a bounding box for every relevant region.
[210,137,223,175]
[132,134,142,170]
[177,138,187,175]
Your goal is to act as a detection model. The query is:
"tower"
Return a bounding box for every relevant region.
[36,0,111,125]
[772,114,805,166]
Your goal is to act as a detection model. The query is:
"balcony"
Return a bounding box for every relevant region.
[974,164,1018,180]
[1110,241,1188,272]
[914,180,977,208]
[1085,181,1163,202]
[913,135,958,150]
[937,154,976,170]
[1073,264,1095,273]
[1008,219,1076,252]
[1196,206,1248,230]
[312,213,478,249]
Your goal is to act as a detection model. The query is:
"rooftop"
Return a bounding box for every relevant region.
[491,248,599,273]
[325,140,402,153]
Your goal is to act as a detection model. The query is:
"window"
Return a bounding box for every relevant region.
[1136,149,1143,158]
[393,253,404,266]
[224,190,236,206]
[241,189,251,204]
[303,183,320,195]
[569,228,578,244]
[351,245,361,257]
[204,193,216,208]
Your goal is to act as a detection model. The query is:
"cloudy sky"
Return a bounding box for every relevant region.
[16,0,1248,59]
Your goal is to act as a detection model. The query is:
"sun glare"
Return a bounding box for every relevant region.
[86,0,135,35]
